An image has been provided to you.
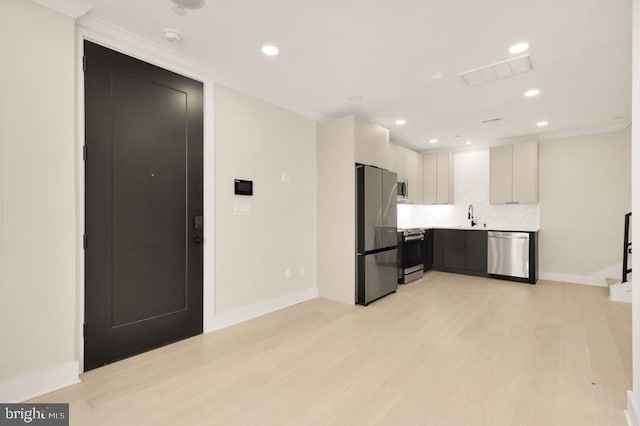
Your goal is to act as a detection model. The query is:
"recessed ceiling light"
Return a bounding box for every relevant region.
[431,72,444,80]
[509,42,530,55]
[348,95,363,102]
[465,141,472,145]
[171,0,204,9]
[262,45,279,56]
[429,139,438,144]
[524,89,540,98]
[536,121,549,127]
[395,119,406,126]
[163,28,182,44]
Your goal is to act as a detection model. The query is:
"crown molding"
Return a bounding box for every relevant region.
[32,0,92,19]
[77,15,215,81]
[536,122,631,141]
[502,122,631,145]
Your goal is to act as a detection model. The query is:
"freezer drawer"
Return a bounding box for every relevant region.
[487,231,530,279]
[357,248,398,305]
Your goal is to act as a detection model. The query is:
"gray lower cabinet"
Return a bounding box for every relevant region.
[444,230,465,270]
[433,230,445,268]
[432,229,488,276]
[464,231,488,273]
[422,229,434,271]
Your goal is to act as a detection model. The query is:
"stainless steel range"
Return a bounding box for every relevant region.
[398,228,425,283]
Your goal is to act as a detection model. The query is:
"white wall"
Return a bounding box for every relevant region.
[0,0,78,401]
[397,149,540,230]
[538,128,631,287]
[317,116,356,305]
[213,84,318,326]
[354,116,391,170]
[628,0,640,424]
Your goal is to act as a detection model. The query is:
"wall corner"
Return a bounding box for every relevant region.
[32,0,92,19]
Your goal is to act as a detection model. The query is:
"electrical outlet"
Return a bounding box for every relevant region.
[298,265,305,276]
[285,268,291,280]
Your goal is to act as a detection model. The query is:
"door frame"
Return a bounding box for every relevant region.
[74,22,216,373]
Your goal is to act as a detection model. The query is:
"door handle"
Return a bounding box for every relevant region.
[489,236,528,240]
[194,236,202,245]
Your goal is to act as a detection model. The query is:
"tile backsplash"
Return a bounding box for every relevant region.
[398,149,540,229]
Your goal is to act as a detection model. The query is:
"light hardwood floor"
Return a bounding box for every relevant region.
[32,272,631,425]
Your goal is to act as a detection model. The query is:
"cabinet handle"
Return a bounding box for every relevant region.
[489,235,528,240]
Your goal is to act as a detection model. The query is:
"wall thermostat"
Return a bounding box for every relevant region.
[234,179,253,196]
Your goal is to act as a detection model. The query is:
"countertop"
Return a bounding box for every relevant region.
[399,226,540,233]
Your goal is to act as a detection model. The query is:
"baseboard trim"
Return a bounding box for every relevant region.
[539,271,607,287]
[626,390,640,426]
[0,361,80,403]
[539,263,622,287]
[210,287,318,332]
[609,281,632,303]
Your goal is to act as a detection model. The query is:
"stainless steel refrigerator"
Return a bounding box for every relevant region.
[356,164,398,305]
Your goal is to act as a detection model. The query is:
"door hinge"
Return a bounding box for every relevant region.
[83,234,87,250]
[82,145,87,161]
[82,55,86,72]
[83,323,87,338]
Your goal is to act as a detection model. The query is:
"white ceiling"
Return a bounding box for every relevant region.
[78,0,632,151]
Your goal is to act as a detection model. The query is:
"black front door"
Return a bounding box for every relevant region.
[84,41,203,371]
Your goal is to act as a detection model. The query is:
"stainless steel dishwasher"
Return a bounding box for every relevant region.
[487,231,530,280]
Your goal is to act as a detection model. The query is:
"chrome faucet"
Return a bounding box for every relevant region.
[468,204,477,227]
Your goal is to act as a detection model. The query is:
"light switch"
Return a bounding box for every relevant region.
[233,202,251,216]
[281,172,290,183]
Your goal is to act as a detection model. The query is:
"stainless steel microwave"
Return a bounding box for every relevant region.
[397,180,408,201]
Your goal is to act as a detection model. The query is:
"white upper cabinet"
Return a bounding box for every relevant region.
[353,124,423,203]
[490,141,538,204]
[422,154,437,204]
[436,152,453,204]
[409,149,423,204]
[512,141,539,203]
[423,152,453,204]
[489,145,513,204]
[389,142,398,175]
[391,143,423,204]
[394,144,408,181]
[354,116,391,170]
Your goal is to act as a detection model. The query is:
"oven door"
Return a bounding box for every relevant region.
[402,234,424,273]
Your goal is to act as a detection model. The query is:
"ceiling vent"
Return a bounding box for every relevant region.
[460,54,533,87]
